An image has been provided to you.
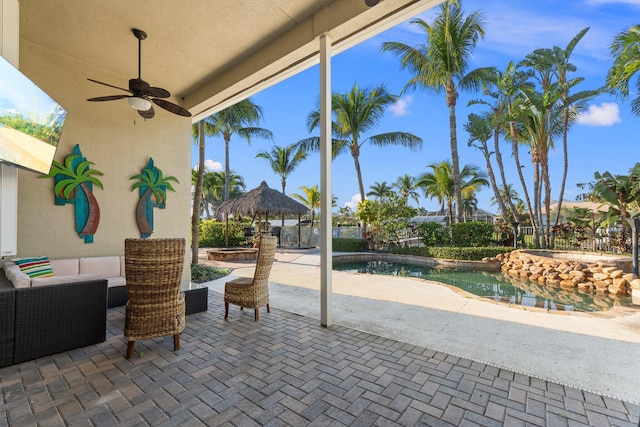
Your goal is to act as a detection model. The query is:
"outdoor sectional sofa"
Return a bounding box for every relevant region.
[3,256,128,308]
[0,255,125,368]
[0,254,209,368]
[0,273,107,368]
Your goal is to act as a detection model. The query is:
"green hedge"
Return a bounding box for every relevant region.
[199,220,248,247]
[333,238,367,252]
[415,221,495,247]
[390,246,513,261]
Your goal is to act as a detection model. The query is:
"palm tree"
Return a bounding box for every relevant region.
[337,206,353,224]
[198,170,245,218]
[204,98,273,201]
[256,144,308,226]
[191,120,216,264]
[471,61,533,229]
[292,185,321,227]
[522,28,601,240]
[367,181,393,200]
[393,174,421,205]
[607,24,640,116]
[417,160,488,224]
[297,83,422,204]
[464,112,509,224]
[590,164,640,252]
[517,85,565,247]
[418,161,451,219]
[381,0,489,223]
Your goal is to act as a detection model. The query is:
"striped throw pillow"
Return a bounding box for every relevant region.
[13,256,54,279]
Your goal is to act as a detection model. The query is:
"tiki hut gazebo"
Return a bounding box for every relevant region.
[216,181,309,246]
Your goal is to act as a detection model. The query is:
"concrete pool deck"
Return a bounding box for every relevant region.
[201,247,640,405]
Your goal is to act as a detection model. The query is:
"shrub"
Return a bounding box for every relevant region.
[191,264,230,283]
[199,220,247,247]
[450,222,494,247]
[415,221,495,247]
[416,222,450,247]
[333,238,367,252]
[390,246,513,261]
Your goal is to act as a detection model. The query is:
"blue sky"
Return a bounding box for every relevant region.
[192,0,640,214]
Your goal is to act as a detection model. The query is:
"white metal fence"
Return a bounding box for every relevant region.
[278,225,364,247]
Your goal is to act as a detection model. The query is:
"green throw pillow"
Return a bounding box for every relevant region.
[14,256,54,278]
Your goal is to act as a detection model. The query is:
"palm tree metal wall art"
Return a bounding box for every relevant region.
[44,144,104,243]
[131,158,178,238]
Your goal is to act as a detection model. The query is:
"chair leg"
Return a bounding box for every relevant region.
[174,334,180,351]
[126,341,135,359]
[224,302,229,319]
[267,304,270,313]
[255,309,259,321]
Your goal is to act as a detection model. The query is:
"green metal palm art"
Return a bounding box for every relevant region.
[45,144,104,243]
[131,158,178,238]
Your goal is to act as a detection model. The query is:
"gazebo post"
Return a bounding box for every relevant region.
[225,213,229,247]
[298,214,301,247]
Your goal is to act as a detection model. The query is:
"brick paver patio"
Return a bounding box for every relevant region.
[0,291,638,426]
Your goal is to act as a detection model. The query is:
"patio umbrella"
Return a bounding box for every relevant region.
[216,181,309,246]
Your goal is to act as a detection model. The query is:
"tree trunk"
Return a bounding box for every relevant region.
[224,132,231,202]
[281,178,286,228]
[191,122,205,265]
[552,103,570,247]
[533,158,544,248]
[447,86,462,224]
[508,119,537,241]
[447,199,454,227]
[494,125,520,225]
[541,150,552,247]
[351,146,365,204]
[482,148,508,225]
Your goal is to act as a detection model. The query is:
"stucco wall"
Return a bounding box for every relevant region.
[14,41,193,286]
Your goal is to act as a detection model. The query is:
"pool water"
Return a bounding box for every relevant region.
[333,260,634,312]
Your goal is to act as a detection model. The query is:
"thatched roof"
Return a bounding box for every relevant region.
[217,181,309,217]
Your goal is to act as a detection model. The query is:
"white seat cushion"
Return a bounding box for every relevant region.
[106,276,126,288]
[50,258,80,276]
[31,273,103,287]
[3,263,30,288]
[80,256,121,278]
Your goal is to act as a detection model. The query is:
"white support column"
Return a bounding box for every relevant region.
[319,34,332,328]
[0,0,19,257]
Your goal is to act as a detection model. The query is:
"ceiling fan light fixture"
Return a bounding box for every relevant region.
[128,96,152,111]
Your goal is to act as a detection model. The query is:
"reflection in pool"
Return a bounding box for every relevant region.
[333,260,634,312]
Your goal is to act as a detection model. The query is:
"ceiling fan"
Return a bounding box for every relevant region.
[87,28,191,119]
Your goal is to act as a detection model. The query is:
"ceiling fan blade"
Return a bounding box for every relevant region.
[138,106,155,119]
[87,95,130,102]
[152,98,192,117]
[88,78,131,94]
[145,86,171,98]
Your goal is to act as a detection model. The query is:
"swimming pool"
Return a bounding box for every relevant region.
[333,259,634,312]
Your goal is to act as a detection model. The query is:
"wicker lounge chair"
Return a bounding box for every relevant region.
[124,238,186,359]
[224,235,277,321]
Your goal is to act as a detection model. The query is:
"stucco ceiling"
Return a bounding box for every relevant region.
[18,0,440,121]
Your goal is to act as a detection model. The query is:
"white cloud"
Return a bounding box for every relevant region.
[205,159,222,171]
[576,102,621,126]
[344,193,363,211]
[193,159,222,171]
[389,95,413,117]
